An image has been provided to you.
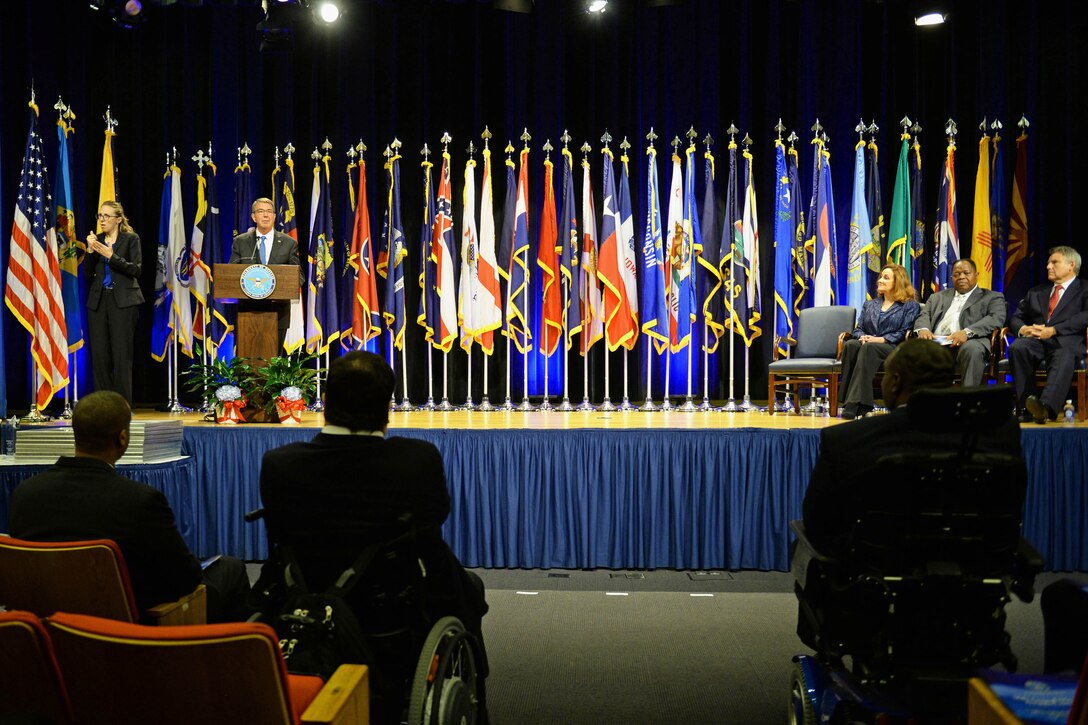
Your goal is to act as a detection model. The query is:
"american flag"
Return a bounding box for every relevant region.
[4,102,69,409]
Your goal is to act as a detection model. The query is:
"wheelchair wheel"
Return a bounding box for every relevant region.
[407,616,479,725]
[789,662,818,725]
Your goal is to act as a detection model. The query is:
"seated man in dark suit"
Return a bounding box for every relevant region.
[802,339,1023,551]
[913,258,1006,386]
[9,391,250,621]
[258,351,489,721]
[1008,245,1088,424]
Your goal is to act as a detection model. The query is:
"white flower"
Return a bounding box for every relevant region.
[216,385,243,402]
[279,386,303,401]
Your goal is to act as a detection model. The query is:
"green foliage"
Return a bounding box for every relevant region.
[184,345,256,410]
[184,346,323,418]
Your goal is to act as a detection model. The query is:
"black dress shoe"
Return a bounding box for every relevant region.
[1017,409,1035,424]
[841,403,858,420]
[1025,395,1051,424]
[856,404,874,418]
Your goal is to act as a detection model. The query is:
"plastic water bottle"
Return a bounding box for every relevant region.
[1063,400,1076,427]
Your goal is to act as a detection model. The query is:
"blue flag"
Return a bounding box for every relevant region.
[305,152,340,354]
[234,154,254,238]
[150,167,174,363]
[932,140,960,292]
[55,113,83,354]
[846,141,872,316]
[773,140,795,356]
[722,140,747,342]
[202,162,232,356]
[788,144,807,319]
[381,147,407,350]
[697,147,723,353]
[505,147,532,353]
[640,144,668,354]
[559,147,581,349]
[910,137,926,293]
[866,138,886,290]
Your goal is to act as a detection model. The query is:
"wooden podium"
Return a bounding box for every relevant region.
[214,264,299,360]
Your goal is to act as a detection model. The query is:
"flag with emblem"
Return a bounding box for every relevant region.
[166,163,194,358]
[696,144,722,353]
[476,145,502,354]
[234,151,254,237]
[151,166,174,362]
[348,155,381,348]
[430,147,457,353]
[580,153,603,353]
[772,139,795,356]
[932,138,960,292]
[274,151,305,354]
[1005,130,1029,289]
[55,108,83,353]
[380,147,407,350]
[910,136,926,292]
[458,154,482,351]
[812,140,839,306]
[886,133,912,280]
[537,155,562,357]
[190,158,232,356]
[970,132,992,288]
[417,149,440,347]
[506,147,533,353]
[989,131,1007,294]
[598,146,637,352]
[560,146,582,350]
[305,151,340,354]
[788,142,807,318]
[640,142,668,354]
[846,140,871,316]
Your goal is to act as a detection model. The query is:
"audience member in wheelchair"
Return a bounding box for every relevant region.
[804,339,1023,554]
[839,263,921,420]
[256,351,489,722]
[796,339,1037,687]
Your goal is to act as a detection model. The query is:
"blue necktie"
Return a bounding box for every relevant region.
[259,235,268,264]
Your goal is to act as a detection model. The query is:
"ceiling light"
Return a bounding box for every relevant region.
[315,1,340,23]
[587,1,608,13]
[915,12,946,26]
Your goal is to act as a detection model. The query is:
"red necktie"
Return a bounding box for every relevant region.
[1047,285,1062,319]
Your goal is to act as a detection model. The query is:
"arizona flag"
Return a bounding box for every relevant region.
[55,108,83,354]
[349,156,381,347]
[537,155,562,357]
[970,132,992,288]
[597,147,637,352]
[475,146,502,354]
[931,139,960,292]
[5,101,69,408]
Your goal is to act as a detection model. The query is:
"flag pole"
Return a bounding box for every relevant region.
[639,129,661,413]
[739,133,758,412]
[538,140,554,412]
[517,130,535,412]
[576,141,595,412]
[557,131,575,412]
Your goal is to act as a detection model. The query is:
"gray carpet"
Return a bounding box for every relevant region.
[473,569,1051,725]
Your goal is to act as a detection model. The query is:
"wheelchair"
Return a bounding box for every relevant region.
[246,509,483,725]
[789,386,1044,724]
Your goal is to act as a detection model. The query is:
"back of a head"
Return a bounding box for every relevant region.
[72,391,132,454]
[324,351,395,432]
[888,338,955,394]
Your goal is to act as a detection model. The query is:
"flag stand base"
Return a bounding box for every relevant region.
[660,398,675,411]
[166,400,193,414]
[417,397,437,411]
[721,398,738,412]
[478,396,495,412]
[516,398,535,412]
[598,398,616,412]
[394,399,417,412]
[739,395,760,412]
[697,397,719,412]
[20,406,52,424]
[496,397,516,412]
[537,398,554,411]
[677,396,698,412]
[575,398,596,412]
[556,398,575,411]
[60,403,74,420]
[638,399,660,412]
[617,397,635,412]
[435,398,456,412]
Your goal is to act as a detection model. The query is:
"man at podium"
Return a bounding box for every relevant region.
[229,197,301,351]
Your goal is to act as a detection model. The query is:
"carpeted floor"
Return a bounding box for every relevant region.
[473,569,1051,725]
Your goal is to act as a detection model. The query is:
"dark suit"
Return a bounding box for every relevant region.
[840,298,921,406]
[913,286,1007,386]
[9,456,201,611]
[86,231,143,402]
[229,229,301,348]
[1008,277,1088,413]
[803,404,1023,550]
[259,432,488,721]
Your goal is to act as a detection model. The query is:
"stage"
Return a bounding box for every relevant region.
[1,409,1085,572]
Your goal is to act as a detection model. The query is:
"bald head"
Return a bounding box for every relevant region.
[72,391,132,462]
[881,339,956,409]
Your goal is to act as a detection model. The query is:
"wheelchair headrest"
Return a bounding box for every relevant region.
[906,385,1016,434]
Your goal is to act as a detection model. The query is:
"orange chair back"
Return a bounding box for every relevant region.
[0,610,73,724]
[0,536,139,622]
[46,611,303,725]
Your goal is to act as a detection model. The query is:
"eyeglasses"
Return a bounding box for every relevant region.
[97,213,120,220]
[253,208,275,216]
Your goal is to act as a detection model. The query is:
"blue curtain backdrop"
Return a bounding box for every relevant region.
[1,0,1085,410]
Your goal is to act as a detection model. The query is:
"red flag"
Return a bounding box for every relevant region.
[350,158,381,346]
[538,157,561,356]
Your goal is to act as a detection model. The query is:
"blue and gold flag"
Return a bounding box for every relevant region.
[417,150,439,345]
[305,151,340,354]
[990,130,1007,294]
[697,145,723,353]
[846,141,871,316]
[866,137,886,294]
[380,147,407,350]
[910,136,926,293]
[505,147,532,353]
[787,143,807,318]
[639,143,668,354]
[559,146,581,349]
[55,109,83,353]
[773,139,795,355]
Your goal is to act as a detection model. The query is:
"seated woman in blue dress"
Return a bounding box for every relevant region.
[840,263,921,419]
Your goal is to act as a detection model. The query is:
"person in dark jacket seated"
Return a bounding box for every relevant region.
[258,351,489,722]
[10,391,250,621]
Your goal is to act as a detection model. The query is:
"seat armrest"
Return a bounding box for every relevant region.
[302,664,369,725]
[145,584,207,625]
[836,332,851,359]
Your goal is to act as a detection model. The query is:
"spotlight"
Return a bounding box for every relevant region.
[914,12,946,26]
[586,0,608,13]
[314,0,340,24]
[90,0,148,29]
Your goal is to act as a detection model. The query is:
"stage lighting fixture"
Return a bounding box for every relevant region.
[494,0,533,12]
[314,0,340,24]
[586,0,608,13]
[90,0,149,29]
[915,12,946,26]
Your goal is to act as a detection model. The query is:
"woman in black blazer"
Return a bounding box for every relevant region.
[86,200,144,404]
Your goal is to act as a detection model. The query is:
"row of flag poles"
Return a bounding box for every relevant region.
[2,95,1036,413]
